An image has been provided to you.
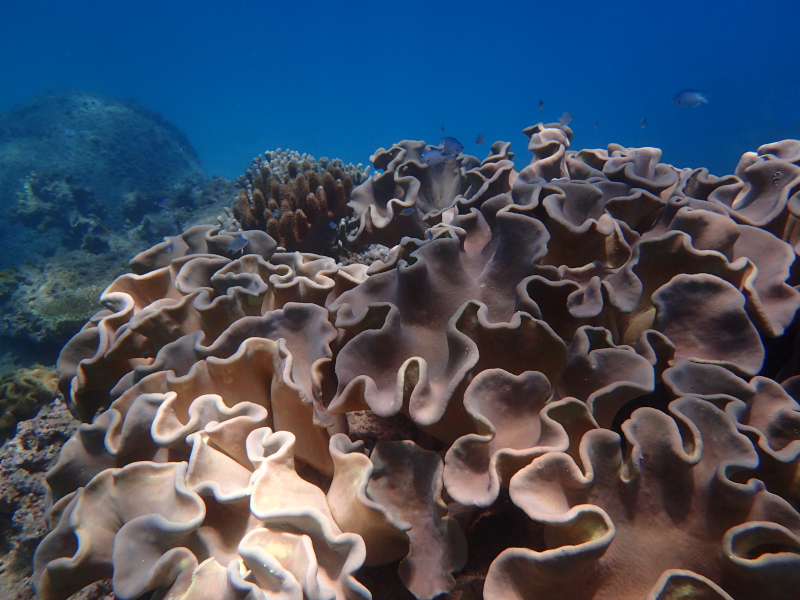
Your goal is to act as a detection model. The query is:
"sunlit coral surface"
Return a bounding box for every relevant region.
[34,126,800,600]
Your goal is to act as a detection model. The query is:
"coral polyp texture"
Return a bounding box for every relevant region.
[232,149,368,253]
[34,125,800,600]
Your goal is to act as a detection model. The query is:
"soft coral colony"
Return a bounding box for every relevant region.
[33,125,800,600]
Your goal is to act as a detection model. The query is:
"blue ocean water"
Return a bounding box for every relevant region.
[2,0,799,178]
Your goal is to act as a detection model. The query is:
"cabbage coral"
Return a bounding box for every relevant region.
[34,125,800,600]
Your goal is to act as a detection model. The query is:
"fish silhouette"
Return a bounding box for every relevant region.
[672,89,708,107]
[225,235,249,256]
[441,137,463,156]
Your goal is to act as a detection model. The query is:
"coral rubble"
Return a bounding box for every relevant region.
[33,125,800,600]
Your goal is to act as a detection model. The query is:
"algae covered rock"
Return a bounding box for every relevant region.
[0,366,58,436]
[0,90,209,270]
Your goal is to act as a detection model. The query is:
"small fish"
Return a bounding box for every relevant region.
[475,134,485,145]
[91,225,110,237]
[272,209,279,217]
[172,220,183,235]
[158,197,173,209]
[558,111,573,126]
[328,221,338,229]
[165,239,174,253]
[641,117,646,128]
[538,100,544,110]
[62,128,76,137]
[672,89,708,107]
[441,136,463,156]
[426,230,433,240]
[594,122,598,129]
[441,124,445,134]
[225,235,248,255]
[422,148,448,166]
[400,207,415,216]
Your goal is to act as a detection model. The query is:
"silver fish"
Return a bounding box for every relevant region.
[441,136,463,156]
[422,148,448,166]
[225,235,249,255]
[672,89,708,107]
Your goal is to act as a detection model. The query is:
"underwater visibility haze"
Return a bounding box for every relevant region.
[2,0,800,178]
[2,1,800,599]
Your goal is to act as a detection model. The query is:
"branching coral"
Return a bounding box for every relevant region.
[33,125,800,600]
[232,149,367,253]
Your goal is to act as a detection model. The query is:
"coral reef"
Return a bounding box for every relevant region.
[0,367,58,437]
[232,149,368,253]
[0,270,19,305]
[33,125,800,600]
[0,173,243,374]
[0,90,206,215]
[0,90,209,270]
[0,394,78,600]
[10,171,109,253]
[0,252,120,363]
[346,139,505,248]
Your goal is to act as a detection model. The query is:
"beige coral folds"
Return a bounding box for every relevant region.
[484,397,800,600]
[36,125,800,600]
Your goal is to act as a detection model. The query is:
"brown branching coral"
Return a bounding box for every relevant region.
[232,149,366,253]
[33,126,800,600]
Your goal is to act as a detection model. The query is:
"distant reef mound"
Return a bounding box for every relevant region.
[0,90,207,218]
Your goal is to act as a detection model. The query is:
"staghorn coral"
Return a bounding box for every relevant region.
[33,125,800,600]
[232,149,368,253]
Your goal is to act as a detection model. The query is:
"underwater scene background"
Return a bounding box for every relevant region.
[2,1,800,599]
